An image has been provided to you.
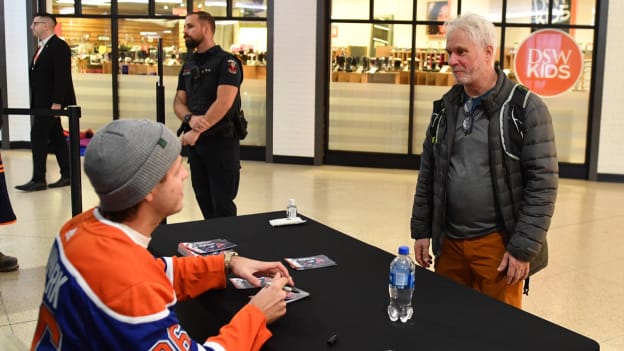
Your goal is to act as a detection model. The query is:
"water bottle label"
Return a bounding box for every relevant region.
[390,271,414,289]
[287,205,297,219]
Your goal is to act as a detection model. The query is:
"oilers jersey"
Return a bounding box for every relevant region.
[31,208,271,350]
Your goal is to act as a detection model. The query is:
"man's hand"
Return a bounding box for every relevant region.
[188,115,211,132]
[181,130,200,146]
[51,103,62,118]
[414,238,432,268]
[497,251,529,285]
[229,255,295,288]
[249,273,289,324]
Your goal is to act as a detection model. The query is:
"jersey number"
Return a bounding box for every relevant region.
[150,324,192,351]
[32,304,62,349]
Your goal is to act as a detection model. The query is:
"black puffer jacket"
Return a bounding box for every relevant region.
[410,69,558,275]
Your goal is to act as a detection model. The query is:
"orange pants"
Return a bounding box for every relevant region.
[435,231,523,308]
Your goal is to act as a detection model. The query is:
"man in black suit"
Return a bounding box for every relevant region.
[16,12,75,192]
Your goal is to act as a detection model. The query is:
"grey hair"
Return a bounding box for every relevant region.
[446,13,498,53]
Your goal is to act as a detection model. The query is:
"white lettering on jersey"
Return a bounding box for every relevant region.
[65,228,77,241]
[44,248,68,309]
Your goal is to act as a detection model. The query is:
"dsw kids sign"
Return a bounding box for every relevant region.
[514,29,583,97]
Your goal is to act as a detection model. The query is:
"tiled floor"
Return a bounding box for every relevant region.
[1,149,623,350]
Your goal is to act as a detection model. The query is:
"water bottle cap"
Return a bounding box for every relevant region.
[288,199,296,205]
[398,246,409,255]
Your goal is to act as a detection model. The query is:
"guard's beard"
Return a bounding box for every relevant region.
[185,37,200,50]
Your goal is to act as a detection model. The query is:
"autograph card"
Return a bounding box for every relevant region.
[178,239,237,256]
[232,277,310,304]
[284,254,337,270]
[230,277,271,289]
[283,287,310,304]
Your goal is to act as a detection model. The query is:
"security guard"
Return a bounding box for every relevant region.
[174,11,243,219]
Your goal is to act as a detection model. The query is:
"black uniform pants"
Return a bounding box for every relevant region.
[187,135,240,219]
[30,115,70,182]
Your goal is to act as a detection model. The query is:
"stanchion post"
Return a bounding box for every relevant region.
[2,106,84,216]
[67,105,82,216]
[156,38,165,125]
[156,38,166,225]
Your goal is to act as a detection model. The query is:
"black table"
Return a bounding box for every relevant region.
[149,211,599,351]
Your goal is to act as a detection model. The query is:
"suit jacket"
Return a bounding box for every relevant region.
[29,35,76,109]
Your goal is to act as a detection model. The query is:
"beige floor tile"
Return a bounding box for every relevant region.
[0,236,55,270]
[0,266,46,324]
[546,218,624,271]
[0,298,9,326]
[523,270,624,342]
[0,325,29,351]
[579,257,624,289]
[600,335,624,351]
[10,321,36,349]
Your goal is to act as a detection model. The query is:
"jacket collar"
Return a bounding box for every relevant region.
[443,68,510,116]
[38,33,55,48]
[193,44,222,58]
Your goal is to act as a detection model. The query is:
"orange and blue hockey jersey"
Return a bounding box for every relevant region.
[31,208,271,350]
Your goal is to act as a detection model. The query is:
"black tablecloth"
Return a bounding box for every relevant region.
[149,211,599,351]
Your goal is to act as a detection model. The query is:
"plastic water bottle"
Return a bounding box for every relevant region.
[388,246,415,323]
[286,199,297,219]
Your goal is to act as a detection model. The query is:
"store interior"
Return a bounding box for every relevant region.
[53,17,267,78]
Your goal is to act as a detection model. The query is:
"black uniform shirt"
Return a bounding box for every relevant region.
[176,45,242,96]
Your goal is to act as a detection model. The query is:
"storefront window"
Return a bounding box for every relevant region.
[507,0,595,26]
[506,0,536,23]
[117,19,180,130]
[501,27,529,72]
[156,1,189,16]
[374,0,413,21]
[118,2,148,16]
[329,23,412,153]
[410,21,453,154]
[193,1,227,16]
[55,18,113,131]
[50,3,267,147]
[233,0,267,18]
[461,0,502,22]
[329,0,597,170]
[115,19,266,146]
[56,17,112,75]
[569,0,596,26]
[553,28,592,164]
[332,0,370,20]
[51,0,75,15]
[503,25,592,164]
[82,2,111,16]
[118,18,182,72]
[416,0,457,23]
[231,21,268,146]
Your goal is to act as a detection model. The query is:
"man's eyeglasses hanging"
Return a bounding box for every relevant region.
[462,98,475,136]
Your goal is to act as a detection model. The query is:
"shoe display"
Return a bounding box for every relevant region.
[0,252,18,272]
[49,177,71,188]
[15,180,47,192]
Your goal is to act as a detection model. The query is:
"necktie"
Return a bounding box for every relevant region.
[33,46,42,63]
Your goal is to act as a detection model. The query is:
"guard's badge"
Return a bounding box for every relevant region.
[227,59,238,74]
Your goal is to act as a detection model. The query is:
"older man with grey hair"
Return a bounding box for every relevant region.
[410,13,558,308]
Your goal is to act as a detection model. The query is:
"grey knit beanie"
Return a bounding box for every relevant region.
[84,119,181,212]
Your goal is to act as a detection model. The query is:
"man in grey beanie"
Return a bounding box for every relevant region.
[32,119,295,350]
